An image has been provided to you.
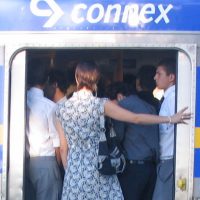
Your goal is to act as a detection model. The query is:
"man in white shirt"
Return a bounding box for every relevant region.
[153,58,176,200]
[26,59,62,200]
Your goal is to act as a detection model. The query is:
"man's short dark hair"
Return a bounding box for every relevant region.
[27,58,49,87]
[105,82,132,100]
[48,69,69,94]
[157,58,176,76]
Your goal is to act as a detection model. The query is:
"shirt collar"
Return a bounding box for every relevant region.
[164,85,175,98]
[57,96,67,104]
[29,87,44,97]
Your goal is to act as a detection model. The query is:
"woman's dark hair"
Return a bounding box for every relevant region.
[75,61,100,92]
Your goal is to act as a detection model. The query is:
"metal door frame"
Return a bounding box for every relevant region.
[5,37,196,200]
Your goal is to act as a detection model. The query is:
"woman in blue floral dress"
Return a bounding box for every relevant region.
[55,61,190,200]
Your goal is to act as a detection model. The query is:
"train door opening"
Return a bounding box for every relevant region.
[8,47,194,200]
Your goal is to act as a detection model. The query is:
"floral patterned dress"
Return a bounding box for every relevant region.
[56,90,123,200]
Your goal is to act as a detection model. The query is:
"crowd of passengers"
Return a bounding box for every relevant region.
[25,58,189,200]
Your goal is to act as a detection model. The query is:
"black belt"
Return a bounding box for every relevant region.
[126,159,154,165]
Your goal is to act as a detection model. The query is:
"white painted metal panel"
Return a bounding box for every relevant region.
[175,50,196,200]
[8,51,26,200]
[0,46,4,200]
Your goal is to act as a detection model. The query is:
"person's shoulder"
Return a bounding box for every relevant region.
[97,97,109,112]
[101,97,109,103]
[123,95,156,113]
[93,96,108,104]
[119,95,140,108]
[122,94,145,104]
[43,96,56,108]
[165,85,175,97]
[141,100,157,114]
[164,88,175,104]
[120,95,135,102]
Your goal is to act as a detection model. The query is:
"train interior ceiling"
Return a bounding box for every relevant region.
[26,49,177,99]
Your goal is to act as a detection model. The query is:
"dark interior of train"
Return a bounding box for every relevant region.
[26,48,177,99]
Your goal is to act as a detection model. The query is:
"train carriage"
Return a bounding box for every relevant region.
[0,0,200,199]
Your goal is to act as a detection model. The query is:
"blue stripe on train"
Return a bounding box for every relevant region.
[194,148,200,178]
[194,67,200,178]
[196,67,200,127]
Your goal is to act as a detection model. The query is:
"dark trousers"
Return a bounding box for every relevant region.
[118,160,157,200]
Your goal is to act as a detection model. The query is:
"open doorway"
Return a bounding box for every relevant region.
[24,48,177,199]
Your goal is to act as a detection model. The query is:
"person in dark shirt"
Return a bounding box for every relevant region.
[106,81,159,200]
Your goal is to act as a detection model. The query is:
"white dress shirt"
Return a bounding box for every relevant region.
[26,87,60,157]
[159,85,175,159]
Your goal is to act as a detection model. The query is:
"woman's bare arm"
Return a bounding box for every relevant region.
[104,100,190,124]
[55,119,68,169]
